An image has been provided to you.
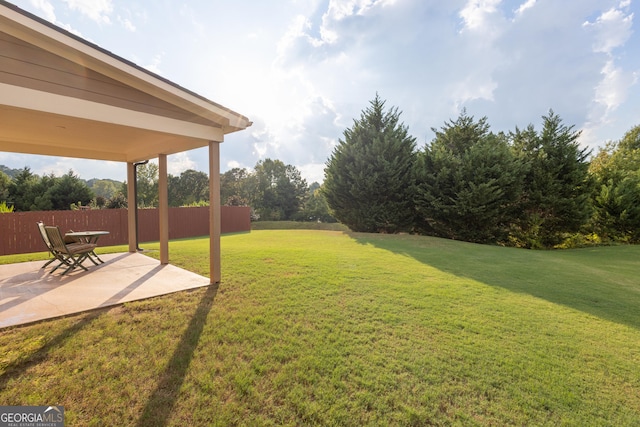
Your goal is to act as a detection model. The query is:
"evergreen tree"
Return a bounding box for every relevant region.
[7,167,40,211]
[414,111,524,243]
[323,94,417,233]
[7,168,94,211]
[511,110,593,247]
[45,170,94,210]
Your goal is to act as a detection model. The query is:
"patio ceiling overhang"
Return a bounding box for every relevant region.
[0,0,251,162]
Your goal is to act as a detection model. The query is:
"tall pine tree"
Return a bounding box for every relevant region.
[323,94,417,233]
[414,111,524,243]
[511,110,593,247]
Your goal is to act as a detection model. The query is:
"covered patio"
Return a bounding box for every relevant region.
[0,252,211,328]
[0,0,251,299]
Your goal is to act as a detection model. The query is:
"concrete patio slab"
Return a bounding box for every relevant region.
[0,252,211,329]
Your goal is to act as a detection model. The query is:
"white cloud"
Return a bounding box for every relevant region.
[167,152,196,176]
[143,52,164,75]
[276,14,320,63]
[514,0,537,18]
[323,0,395,22]
[452,0,507,109]
[583,7,634,54]
[299,163,326,185]
[226,160,242,169]
[459,0,502,34]
[594,60,638,116]
[451,75,498,108]
[62,0,112,24]
[117,15,135,32]
[581,4,637,147]
[249,126,278,158]
[30,0,56,22]
[582,60,639,146]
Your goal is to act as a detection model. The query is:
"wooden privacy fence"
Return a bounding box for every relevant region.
[0,206,251,256]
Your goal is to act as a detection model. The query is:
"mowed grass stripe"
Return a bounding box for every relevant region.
[1,230,639,426]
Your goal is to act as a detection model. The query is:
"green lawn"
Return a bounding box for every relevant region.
[1,230,639,426]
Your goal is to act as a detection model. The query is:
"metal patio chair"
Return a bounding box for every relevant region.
[44,225,98,275]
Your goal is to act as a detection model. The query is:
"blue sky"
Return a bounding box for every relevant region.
[3,0,639,184]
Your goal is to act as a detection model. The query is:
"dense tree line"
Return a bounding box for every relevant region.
[5,93,637,248]
[1,168,94,211]
[0,161,334,223]
[324,95,639,248]
[122,160,327,221]
[220,159,334,222]
[0,166,128,210]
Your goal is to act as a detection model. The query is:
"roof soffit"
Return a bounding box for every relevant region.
[0,2,251,133]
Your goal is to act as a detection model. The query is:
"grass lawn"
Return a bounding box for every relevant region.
[1,230,639,426]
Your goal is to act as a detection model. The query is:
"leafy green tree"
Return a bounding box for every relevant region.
[221,168,251,205]
[168,169,209,206]
[88,179,121,199]
[136,162,159,208]
[0,201,13,213]
[414,111,524,243]
[250,159,308,220]
[183,169,210,204]
[106,192,127,209]
[589,125,640,242]
[94,196,107,208]
[510,110,593,248]
[0,170,10,202]
[224,195,249,206]
[323,94,417,233]
[167,174,182,207]
[591,172,640,242]
[295,182,336,222]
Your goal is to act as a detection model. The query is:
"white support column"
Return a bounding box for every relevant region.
[209,141,221,284]
[126,162,136,253]
[158,154,169,265]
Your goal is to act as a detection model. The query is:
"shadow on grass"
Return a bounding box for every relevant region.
[351,233,640,330]
[0,309,107,394]
[136,283,219,427]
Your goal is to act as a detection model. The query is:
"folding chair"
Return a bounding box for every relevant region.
[37,221,63,270]
[44,225,98,275]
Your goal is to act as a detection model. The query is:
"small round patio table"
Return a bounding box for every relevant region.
[65,231,110,264]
